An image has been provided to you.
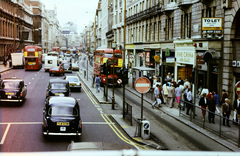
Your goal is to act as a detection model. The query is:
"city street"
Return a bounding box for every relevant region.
[0,64,142,152]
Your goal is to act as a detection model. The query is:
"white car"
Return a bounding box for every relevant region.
[65,76,81,92]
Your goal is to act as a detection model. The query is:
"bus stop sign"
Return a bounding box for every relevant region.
[135,77,151,94]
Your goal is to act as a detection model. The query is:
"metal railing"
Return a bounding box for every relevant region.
[179,99,240,147]
[125,102,132,126]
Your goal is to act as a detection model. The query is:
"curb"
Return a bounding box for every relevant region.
[125,87,239,151]
[0,68,12,74]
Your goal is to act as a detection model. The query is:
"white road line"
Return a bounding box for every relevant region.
[42,77,44,79]
[32,78,34,80]
[29,82,31,85]
[77,99,81,100]
[0,124,11,144]
[0,122,113,125]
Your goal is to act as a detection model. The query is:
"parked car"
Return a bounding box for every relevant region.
[43,96,82,138]
[49,66,65,76]
[65,76,81,92]
[61,61,72,73]
[0,77,27,104]
[46,79,70,98]
[72,63,79,71]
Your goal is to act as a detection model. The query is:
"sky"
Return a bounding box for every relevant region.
[40,0,99,34]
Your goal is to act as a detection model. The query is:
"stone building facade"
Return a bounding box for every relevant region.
[0,0,34,60]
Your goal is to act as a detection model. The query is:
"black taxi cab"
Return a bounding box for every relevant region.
[43,96,82,137]
[46,79,70,98]
[0,77,27,104]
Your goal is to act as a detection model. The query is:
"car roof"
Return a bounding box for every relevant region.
[49,79,69,84]
[66,76,79,79]
[2,78,23,82]
[49,97,77,107]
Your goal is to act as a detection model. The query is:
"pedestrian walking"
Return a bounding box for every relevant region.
[183,85,188,101]
[152,84,160,108]
[222,98,231,127]
[184,79,191,89]
[186,88,193,115]
[233,96,240,124]
[163,84,169,104]
[199,93,207,121]
[221,89,228,106]
[168,83,175,108]
[214,92,220,107]
[152,95,162,109]
[175,84,182,109]
[95,75,101,93]
[207,95,216,124]
[177,77,184,85]
[158,84,165,104]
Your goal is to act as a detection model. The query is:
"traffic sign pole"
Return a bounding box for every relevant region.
[141,93,143,121]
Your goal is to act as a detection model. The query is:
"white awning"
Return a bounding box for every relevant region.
[132,67,155,71]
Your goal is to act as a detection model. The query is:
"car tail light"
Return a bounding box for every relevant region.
[80,83,81,86]
[20,93,23,97]
[43,120,48,127]
[79,121,82,128]
[46,92,49,97]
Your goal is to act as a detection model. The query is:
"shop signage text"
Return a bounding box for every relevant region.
[145,52,150,62]
[126,45,135,49]
[139,53,144,57]
[166,57,175,63]
[202,18,223,33]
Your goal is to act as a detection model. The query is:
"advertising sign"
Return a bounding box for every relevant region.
[202,18,223,34]
[145,52,150,62]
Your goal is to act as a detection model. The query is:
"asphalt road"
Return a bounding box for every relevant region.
[0,61,140,152]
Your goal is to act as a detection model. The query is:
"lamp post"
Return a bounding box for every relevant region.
[123,0,126,118]
[112,41,116,109]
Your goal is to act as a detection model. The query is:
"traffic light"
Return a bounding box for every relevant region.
[122,69,128,85]
[100,63,106,74]
[106,60,111,75]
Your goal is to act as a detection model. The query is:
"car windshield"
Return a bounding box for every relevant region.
[49,106,78,116]
[63,63,71,68]
[2,81,20,89]
[67,77,79,82]
[50,83,67,90]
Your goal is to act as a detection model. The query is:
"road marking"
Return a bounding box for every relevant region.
[77,99,81,100]
[101,114,149,150]
[32,78,34,80]
[42,77,44,79]
[0,124,11,144]
[35,74,37,76]
[29,82,31,85]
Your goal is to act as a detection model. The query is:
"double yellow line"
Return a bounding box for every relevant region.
[79,74,150,150]
[101,114,150,150]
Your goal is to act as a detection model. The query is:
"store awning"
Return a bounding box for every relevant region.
[132,67,155,71]
[203,49,221,62]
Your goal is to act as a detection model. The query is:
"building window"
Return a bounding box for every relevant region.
[158,21,161,41]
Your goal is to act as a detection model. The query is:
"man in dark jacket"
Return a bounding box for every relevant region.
[222,98,231,127]
[207,95,216,124]
[221,89,228,106]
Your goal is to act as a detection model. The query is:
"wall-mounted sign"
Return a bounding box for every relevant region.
[126,45,135,49]
[233,61,236,67]
[165,48,170,56]
[237,61,240,67]
[166,57,175,63]
[145,52,150,62]
[139,53,144,57]
[202,18,223,34]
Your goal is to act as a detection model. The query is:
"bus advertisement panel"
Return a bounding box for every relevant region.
[24,45,42,70]
[94,48,123,86]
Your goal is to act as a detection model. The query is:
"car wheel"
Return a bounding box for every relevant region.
[49,73,51,76]
[79,88,81,92]
[63,73,65,76]
[43,134,48,140]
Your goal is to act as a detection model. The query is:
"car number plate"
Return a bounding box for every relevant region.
[7,96,11,99]
[60,127,66,131]
[57,122,69,126]
[70,83,76,86]
[6,92,14,95]
[55,93,60,95]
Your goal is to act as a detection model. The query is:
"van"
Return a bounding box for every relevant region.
[42,53,47,63]
[11,53,24,68]
[44,56,58,72]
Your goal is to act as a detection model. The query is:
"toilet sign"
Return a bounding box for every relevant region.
[235,81,240,96]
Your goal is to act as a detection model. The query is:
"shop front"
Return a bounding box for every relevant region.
[174,39,196,88]
[161,43,175,84]
[135,44,144,67]
[126,44,135,68]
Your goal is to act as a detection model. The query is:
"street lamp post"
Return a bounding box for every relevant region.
[112,41,116,109]
[123,0,126,118]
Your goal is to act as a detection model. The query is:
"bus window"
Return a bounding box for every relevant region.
[28,58,36,62]
[114,53,122,58]
[105,53,113,58]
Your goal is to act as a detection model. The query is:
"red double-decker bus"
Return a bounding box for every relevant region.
[94,48,123,86]
[52,47,60,53]
[24,45,42,70]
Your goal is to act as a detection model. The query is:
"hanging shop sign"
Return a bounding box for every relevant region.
[145,52,150,62]
[139,53,144,57]
[166,57,175,63]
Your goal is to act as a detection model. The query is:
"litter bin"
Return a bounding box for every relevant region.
[141,120,150,140]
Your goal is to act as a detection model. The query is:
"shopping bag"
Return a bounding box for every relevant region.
[216,107,220,114]
[234,111,237,121]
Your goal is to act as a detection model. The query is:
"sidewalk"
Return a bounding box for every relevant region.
[77,61,240,151]
[0,61,12,73]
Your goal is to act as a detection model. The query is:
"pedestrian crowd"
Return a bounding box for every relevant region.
[150,72,240,128]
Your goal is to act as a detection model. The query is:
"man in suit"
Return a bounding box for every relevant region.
[222,98,231,127]
[233,96,240,124]
[221,89,228,106]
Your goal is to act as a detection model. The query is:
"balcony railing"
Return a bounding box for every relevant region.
[126,4,162,23]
